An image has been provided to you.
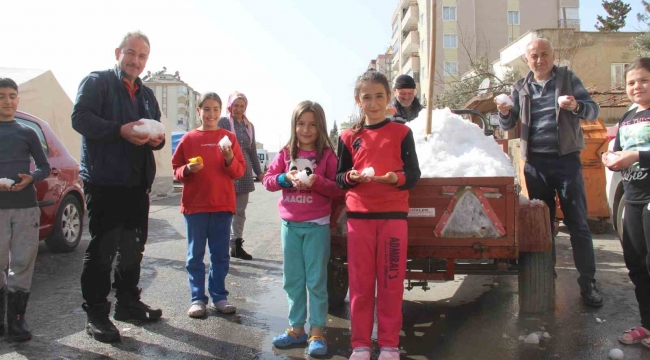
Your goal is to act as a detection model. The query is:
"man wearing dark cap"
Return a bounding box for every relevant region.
[390,74,423,123]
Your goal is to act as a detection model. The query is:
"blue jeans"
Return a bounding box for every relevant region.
[184,212,233,304]
[524,152,596,285]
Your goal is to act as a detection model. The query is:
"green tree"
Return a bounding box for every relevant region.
[329,120,339,148]
[595,0,632,32]
[633,0,650,56]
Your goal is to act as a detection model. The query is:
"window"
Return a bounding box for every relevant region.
[508,11,520,25]
[611,63,627,87]
[508,36,514,43]
[443,6,457,21]
[393,41,400,55]
[392,20,398,38]
[444,61,459,76]
[420,13,424,25]
[15,118,49,156]
[443,34,457,48]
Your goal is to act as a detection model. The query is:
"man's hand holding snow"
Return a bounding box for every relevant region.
[11,173,33,191]
[147,133,165,148]
[495,96,514,116]
[558,95,579,112]
[120,121,150,146]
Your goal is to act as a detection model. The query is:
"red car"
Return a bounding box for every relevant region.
[14,110,85,252]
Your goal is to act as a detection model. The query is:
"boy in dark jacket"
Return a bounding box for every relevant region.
[0,78,51,342]
[71,31,165,343]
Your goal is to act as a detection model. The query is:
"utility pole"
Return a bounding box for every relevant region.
[425,0,437,135]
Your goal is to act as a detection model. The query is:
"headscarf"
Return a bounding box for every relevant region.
[227,91,253,143]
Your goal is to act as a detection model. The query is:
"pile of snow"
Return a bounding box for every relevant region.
[406,108,515,178]
[133,119,166,137]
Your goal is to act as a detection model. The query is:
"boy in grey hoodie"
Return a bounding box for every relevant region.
[0,78,51,341]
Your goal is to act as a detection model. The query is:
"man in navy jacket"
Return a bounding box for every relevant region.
[72,31,164,343]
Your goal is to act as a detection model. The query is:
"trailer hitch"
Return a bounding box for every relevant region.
[406,279,430,291]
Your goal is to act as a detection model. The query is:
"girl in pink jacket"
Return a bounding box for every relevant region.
[263,101,339,356]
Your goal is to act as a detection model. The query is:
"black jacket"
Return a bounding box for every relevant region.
[392,97,423,124]
[72,66,164,187]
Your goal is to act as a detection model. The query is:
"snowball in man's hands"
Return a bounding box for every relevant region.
[296,170,312,185]
[558,95,570,105]
[495,94,513,107]
[361,167,375,177]
[219,135,232,149]
[0,178,15,187]
[133,119,166,137]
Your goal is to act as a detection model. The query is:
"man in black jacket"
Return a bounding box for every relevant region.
[71,31,165,343]
[390,74,423,124]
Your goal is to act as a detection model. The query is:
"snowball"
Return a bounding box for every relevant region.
[558,95,570,105]
[596,318,603,323]
[524,333,539,344]
[219,135,232,149]
[0,178,15,187]
[361,167,375,177]
[543,332,551,339]
[495,94,514,107]
[605,153,620,166]
[133,119,166,137]
[297,170,311,185]
[608,348,624,360]
[502,333,509,339]
[406,108,515,178]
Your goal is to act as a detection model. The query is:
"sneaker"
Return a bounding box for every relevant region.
[349,347,371,360]
[378,347,401,360]
[580,281,604,307]
[187,301,206,318]
[211,300,236,314]
[230,238,253,260]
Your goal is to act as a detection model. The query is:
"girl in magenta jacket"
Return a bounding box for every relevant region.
[263,101,339,356]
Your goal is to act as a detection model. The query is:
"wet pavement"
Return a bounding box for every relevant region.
[0,183,649,359]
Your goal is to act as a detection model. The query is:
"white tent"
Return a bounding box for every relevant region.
[0,68,172,197]
[0,67,81,162]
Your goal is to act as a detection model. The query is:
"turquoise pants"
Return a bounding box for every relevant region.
[281,220,330,328]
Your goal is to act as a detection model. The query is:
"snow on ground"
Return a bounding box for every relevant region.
[406,108,515,178]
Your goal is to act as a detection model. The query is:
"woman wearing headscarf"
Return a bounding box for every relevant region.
[218,92,263,260]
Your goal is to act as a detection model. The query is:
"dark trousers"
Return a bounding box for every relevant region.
[81,182,149,305]
[622,202,650,328]
[524,152,596,285]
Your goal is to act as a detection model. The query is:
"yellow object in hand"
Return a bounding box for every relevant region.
[189,156,203,164]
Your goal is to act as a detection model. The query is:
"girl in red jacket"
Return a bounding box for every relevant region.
[336,70,421,360]
[171,92,246,318]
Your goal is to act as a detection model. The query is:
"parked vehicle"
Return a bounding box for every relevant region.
[15,111,85,252]
[257,149,269,172]
[605,124,624,241]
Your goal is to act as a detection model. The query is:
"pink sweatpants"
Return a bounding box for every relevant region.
[347,218,408,349]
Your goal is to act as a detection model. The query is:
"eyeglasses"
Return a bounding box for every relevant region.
[396,90,415,97]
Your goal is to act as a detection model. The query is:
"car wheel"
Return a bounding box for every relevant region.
[616,195,625,244]
[45,195,83,252]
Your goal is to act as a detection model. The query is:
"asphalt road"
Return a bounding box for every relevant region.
[0,183,647,360]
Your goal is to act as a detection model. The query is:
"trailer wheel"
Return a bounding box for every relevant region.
[327,260,348,307]
[518,252,555,313]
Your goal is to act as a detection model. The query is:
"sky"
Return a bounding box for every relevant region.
[0,0,647,152]
[1,0,396,151]
[580,0,647,32]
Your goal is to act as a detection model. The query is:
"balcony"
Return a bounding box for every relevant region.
[558,19,580,30]
[392,54,400,71]
[401,30,420,59]
[402,55,420,76]
[401,4,419,32]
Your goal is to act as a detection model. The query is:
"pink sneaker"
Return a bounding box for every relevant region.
[349,347,371,360]
[378,347,401,360]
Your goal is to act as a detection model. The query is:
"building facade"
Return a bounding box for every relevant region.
[387,0,580,101]
[143,68,201,131]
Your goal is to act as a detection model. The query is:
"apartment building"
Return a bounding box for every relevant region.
[388,0,580,101]
[143,68,201,132]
